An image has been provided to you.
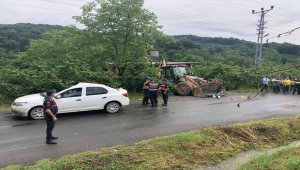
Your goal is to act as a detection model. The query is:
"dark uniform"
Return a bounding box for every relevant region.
[272,79,281,93]
[142,81,150,105]
[160,81,169,106]
[148,81,159,107]
[292,79,300,95]
[43,96,58,143]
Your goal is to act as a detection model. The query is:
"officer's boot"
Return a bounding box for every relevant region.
[46,137,57,144]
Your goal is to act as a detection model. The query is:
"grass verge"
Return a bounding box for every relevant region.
[239,146,300,170]
[128,92,144,100]
[4,116,300,170]
[0,98,11,111]
[0,100,10,111]
[0,104,10,111]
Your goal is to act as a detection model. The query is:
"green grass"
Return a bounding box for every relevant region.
[128,92,144,100]
[0,97,11,111]
[3,116,300,170]
[239,146,300,170]
[0,104,9,111]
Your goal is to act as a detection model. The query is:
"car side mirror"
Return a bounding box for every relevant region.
[55,94,62,99]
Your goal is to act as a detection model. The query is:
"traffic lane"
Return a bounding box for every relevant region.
[0,94,300,167]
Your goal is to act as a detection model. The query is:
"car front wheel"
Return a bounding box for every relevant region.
[29,107,44,120]
[105,102,120,114]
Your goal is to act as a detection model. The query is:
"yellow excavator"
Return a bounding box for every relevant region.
[158,60,224,98]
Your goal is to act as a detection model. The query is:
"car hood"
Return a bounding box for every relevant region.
[14,94,44,103]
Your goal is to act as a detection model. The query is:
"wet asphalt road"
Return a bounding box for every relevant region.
[0,94,299,168]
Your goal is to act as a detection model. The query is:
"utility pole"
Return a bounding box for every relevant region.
[252,6,274,73]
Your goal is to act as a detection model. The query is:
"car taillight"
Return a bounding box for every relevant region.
[122,93,128,97]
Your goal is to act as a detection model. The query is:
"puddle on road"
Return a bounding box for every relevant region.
[196,141,300,170]
[0,125,11,129]
[12,122,35,127]
[207,101,234,105]
[0,120,35,128]
[282,104,300,108]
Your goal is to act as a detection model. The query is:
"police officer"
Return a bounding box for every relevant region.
[142,78,150,105]
[159,79,169,106]
[43,89,58,144]
[148,78,159,107]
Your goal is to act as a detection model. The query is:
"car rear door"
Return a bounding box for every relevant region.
[84,87,110,110]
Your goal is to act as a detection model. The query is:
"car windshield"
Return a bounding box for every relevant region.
[173,67,187,77]
[40,92,47,97]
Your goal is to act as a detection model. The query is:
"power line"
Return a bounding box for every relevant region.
[35,0,259,25]
[39,0,82,7]
[190,0,252,11]
[66,0,90,2]
[0,1,78,13]
[1,0,252,26]
[240,0,300,16]
[190,0,287,18]
[155,10,255,26]
[266,26,300,43]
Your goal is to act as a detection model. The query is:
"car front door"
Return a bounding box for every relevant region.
[55,88,85,113]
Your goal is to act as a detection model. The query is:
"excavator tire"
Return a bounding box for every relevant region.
[177,82,193,96]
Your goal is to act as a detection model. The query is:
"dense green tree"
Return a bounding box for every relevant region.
[1,20,300,99]
[0,27,110,98]
[74,0,161,83]
[0,23,63,68]
[159,35,300,67]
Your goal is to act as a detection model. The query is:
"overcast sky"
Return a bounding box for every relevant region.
[0,0,299,45]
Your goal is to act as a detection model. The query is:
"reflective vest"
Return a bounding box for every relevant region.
[160,83,168,91]
[148,82,159,91]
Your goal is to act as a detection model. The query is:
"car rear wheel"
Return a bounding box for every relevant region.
[105,102,120,114]
[29,107,44,120]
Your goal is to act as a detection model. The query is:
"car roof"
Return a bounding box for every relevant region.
[72,82,107,88]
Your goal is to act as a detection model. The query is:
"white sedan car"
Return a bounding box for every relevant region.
[11,83,130,120]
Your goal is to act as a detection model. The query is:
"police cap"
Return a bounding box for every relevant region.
[47,89,57,96]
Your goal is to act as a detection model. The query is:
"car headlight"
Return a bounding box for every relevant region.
[12,102,28,107]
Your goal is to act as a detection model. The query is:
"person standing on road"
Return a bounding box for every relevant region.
[272,77,281,93]
[283,77,292,94]
[43,89,58,145]
[142,78,150,105]
[159,79,169,106]
[292,78,300,95]
[261,76,270,93]
[148,78,159,107]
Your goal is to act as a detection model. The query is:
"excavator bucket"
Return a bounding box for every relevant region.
[200,79,224,97]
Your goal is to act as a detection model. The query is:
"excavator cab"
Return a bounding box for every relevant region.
[161,66,189,83]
